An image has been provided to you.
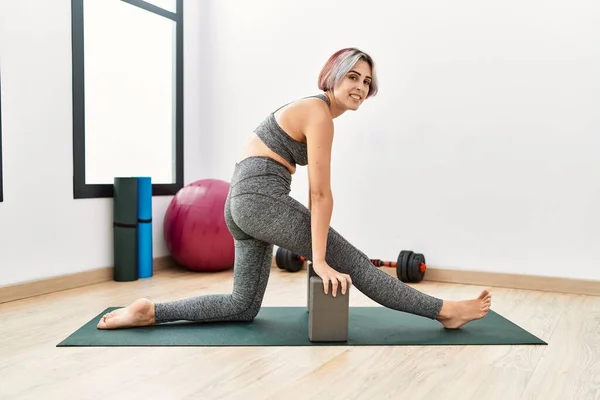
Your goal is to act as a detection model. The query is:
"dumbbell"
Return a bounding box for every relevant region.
[275,247,427,283]
[275,247,306,273]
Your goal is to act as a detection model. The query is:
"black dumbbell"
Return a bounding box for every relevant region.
[275,247,427,283]
[393,250,427,283]
[275,247,305,272]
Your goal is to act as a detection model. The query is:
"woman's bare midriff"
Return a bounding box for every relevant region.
[237,104,309,175]
[238,135,298,174]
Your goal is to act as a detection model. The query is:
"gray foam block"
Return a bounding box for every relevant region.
[307,262,318,312]
[308,275,350,342]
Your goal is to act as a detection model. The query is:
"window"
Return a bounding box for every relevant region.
[71,0,183,198]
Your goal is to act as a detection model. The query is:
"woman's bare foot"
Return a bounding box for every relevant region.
[436,290,492,329]
[96,298,156,330]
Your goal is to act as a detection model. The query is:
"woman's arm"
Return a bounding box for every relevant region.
[308,174,311,212]
[305,107,334,263]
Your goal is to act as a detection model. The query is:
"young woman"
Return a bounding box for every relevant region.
[98,48,491,330]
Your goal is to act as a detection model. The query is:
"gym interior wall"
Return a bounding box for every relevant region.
[0,69,3,203]
[71,0,184,199]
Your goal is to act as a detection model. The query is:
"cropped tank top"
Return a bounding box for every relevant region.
[253,93,331,167]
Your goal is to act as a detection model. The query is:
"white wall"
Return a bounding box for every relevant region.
[1,0,598,287]
[202,0,600,280]
[0,0,205,287]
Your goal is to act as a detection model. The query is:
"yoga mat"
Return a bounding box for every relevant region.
[57,307,547,347]
[137,176,153,279]
[113,177,138,282]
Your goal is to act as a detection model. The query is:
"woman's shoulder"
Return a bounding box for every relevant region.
[298,93,330,109]
[276,93,330,118]
[295,95,333,133]
[273,94,332,138]
[290,93,331,119]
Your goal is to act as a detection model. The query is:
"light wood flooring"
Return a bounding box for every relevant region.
[1,265,599,400]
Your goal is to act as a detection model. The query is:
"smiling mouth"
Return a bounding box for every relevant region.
[350,94,361,100]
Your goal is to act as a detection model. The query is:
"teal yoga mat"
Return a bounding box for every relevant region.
[112,176,154,281]
[57,307,546,347]
[113,177,138,282]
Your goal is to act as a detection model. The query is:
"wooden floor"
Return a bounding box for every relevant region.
[1,265,599,400]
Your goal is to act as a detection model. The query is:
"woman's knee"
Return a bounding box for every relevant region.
[230,298,261,322]
[240,306,261,322]
[323,229,370,268]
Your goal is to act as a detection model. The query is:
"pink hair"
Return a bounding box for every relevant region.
[318,48,379,98]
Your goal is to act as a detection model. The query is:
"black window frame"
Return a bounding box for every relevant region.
[70,0,184,199]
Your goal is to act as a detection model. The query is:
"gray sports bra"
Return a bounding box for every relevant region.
[253,93,330,167]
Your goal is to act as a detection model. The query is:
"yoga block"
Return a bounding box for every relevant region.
[308,276,350,342]
[307,261,317,311]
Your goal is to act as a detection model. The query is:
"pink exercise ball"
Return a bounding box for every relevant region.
[164,179,235,272]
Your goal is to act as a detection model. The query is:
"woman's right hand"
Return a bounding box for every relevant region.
[311,261,352,297]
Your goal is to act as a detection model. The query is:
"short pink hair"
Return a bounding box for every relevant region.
[318,48,379,98]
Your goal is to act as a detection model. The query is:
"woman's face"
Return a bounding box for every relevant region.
[333,59,373,111]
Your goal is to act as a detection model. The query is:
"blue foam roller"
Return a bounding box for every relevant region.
[137,177,153,220]
[137,177,153,278]
[137,221,153,278]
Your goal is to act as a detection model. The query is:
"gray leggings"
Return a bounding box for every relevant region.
[154,156,443,323]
